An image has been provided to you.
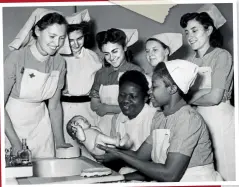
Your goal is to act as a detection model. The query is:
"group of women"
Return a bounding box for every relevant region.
[4,4,234,182]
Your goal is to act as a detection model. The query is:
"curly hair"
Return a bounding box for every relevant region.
[180,12,223,48]
[96,28,133,66]
[96,28,126,50]
[119,70,149,99]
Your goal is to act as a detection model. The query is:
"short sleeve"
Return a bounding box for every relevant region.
[212,50,233,89]
[4,51,18,98]
[145,111,163,145]
[145,133,153,145]
[150,111,165,132]
[89,70,102,98]
[57,56,66,90]
[168,112,203,157]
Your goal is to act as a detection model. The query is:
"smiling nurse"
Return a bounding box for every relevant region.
[180,4,235,180]
[89,28,143,135]
[61,11,102,150]
[145,33,183,77]
[5,8,72,158]
[97,59,222,182]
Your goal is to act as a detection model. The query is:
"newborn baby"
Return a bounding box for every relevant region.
[67,115,133,156]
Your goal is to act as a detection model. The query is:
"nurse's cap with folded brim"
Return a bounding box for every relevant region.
[165,59,199,94]
[8,8,71,55]
[66,9,90,24]
[149,33,183,55]
[117,28,139,47]
[197,4,226,29]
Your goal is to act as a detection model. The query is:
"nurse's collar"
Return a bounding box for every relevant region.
[195,46,215,58]
[30,42,50,62]
[163,99,187,116]
[73,47,85,59]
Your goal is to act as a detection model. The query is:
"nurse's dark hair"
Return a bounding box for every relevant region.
[96,28,133,66]
[32,12,68,39]
[153,62,184,96]
[146,38,170,55]
[67,21,95,49]
[180,12,223,48]
[119,70,149,99]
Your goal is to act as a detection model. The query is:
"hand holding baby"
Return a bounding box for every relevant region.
[67,115,133,155]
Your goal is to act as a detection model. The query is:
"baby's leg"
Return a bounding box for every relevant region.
[96,133,120,147]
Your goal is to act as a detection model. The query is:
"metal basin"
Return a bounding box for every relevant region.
[33,157,102,178]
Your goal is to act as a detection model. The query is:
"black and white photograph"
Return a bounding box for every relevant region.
[2,1,236,184]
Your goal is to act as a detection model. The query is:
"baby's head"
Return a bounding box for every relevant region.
[66,115,91,139]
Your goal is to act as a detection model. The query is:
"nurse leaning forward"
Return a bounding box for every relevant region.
[97,59,223,182]
[4,8,72,158]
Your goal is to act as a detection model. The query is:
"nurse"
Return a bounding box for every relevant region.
[180,4,234,180]
[4,8,72,158]
[61,10,102,147]
[145,33,183,77]
[112,70,157,151]
[89,28,143,135]
[95,70,156,172]
[97,59,222,182]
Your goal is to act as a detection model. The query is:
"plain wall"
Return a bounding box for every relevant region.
[76,3,233,73]
[3,6,75,58]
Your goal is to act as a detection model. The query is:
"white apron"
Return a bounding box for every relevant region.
[5,68,59,158]
[62,50,101,160]
[64,48,102,96]
[97,84,119,136]
[151,129,222,181]
[96,70,125,135]
[197,101,235,181]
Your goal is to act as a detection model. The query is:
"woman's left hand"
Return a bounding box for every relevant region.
[93,152,118,163]
[56,142,73,149]
[96,144,120,157]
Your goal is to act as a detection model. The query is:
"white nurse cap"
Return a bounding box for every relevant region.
[149,33,183,55]
[165,59,199,94]
[8,8,71,55]
[66,9,90,24]
[197,4,226,29]
[118,28,139,47]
